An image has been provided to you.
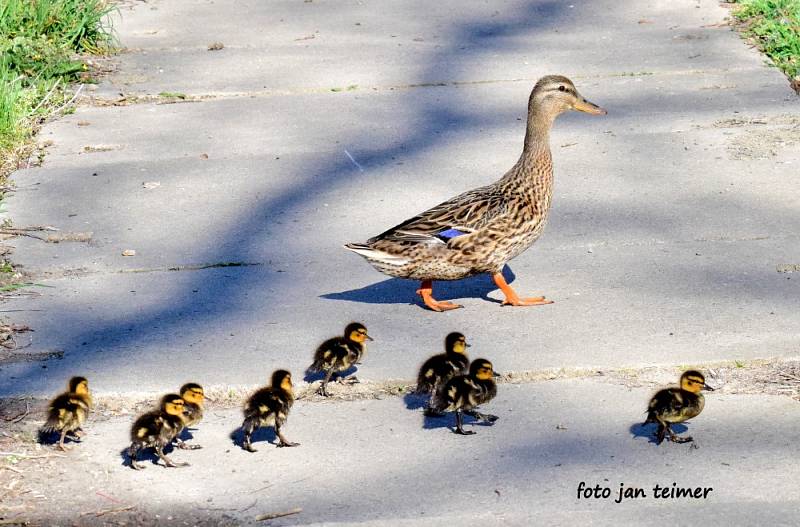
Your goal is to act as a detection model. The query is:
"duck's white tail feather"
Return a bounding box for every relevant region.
[344,243,410,267]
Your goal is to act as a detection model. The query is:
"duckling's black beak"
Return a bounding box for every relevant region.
[702,383,715,391]
[573,97,607,115]
[493,371,501,378]
[365,334,374,341]
[465,343,471,348]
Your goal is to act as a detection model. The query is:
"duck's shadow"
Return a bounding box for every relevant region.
[117,442,178,468]
[422,411,497,431]
[37,430,82,447]
[178,427,197,442]
[403,391,428,411]
[320,266,517,305]
[630,422,688,445]
[229,426,278,449]
[303,366,359,384]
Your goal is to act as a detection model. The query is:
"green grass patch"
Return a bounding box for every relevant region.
[158,91,187,99]
[731,0,800,85]
[0,0,116,176]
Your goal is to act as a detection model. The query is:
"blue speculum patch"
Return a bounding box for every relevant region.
[437,228,465,240]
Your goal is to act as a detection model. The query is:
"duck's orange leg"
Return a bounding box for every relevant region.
[416,280,463,312]
[491,273,553,307]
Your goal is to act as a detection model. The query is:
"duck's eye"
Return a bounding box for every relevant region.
[558,85,566,92]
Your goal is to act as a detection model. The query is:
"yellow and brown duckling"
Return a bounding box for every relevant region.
[174,382,204,450]
[645,370,713,445]
[128,394,189,470]
[40,376,92,451]
[241,370,299,452]
[345,75,606,311]
[307,322,373,397]
[426,359,500,435]
[416,332,470,395]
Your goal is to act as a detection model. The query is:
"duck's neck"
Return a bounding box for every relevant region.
[502,108,555,191]
[523,106,556,155]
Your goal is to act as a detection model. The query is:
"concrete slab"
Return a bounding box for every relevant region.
[2,0,799,522]
[98,0,782,96]
[4,381,799,525]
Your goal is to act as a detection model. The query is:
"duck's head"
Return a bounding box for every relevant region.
[679,370,713,393]
[445,332,470,355]
[68,376,90,396]
[271,369,294,394]
[179,383,205,407]
[160,394,187,417]
[470,358,500,381]
[530,75,606,117]
[344,322,373,344]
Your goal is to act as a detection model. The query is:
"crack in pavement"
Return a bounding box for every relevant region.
[84,66,758,106]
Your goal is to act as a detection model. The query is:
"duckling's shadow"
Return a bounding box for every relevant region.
[630,422,688,445]
[229,426,278,449]
[117,443,177,468]
[422,412,497,431]
[37,430,82,447]
[403,391,428,411]
[320,266,517,305]
[177,427,197,442]
[302,366,358,384]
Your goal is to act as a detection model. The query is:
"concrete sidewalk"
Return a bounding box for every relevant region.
[1,0,799,524]
[4,380,800,526]
[1,0,798,396]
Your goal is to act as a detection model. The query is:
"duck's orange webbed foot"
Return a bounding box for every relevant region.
[491,273,554,307]
[416,280,463,312]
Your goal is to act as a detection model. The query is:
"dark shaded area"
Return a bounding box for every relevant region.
[302,365,358,384]
[403,390,428,410]
[229,424,277,450]
[1,1,572,395]
[117,442,185,469]
[321,266,517,306]
[629,421,689,445]
[422,410,498,432]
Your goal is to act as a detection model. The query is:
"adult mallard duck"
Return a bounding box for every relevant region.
[345,75,605,311]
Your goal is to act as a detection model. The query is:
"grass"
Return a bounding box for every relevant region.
[0,0,116,177]
[731,0,800,88]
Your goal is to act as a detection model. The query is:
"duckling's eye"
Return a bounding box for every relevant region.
[558,85,566,92]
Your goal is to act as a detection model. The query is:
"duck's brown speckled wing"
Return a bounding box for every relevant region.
[367,185,508,246]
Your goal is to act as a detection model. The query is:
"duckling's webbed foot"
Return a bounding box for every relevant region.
[276,428,300,448]
[317,372,334,397]
[454,410,476,435]
[242,421,258,452]
[417,280,463,312]
[492,273,553,307]
[424,407,446,417]
[176,439,202,450]
[338,375,360,385]
[157,446,189,468]
[69,428,86,438]
[654,424,667,445]
[56,430,71,451]
[466,410,498,423]
[129,445,144,470]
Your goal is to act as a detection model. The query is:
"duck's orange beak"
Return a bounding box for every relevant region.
[573,97,607,115]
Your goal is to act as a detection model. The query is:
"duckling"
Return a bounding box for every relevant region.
[307,322,373,397]
[128,394,189,470]
[427,358,500,435]
[40,376,92,451]
[174,382,204,450]
[645,370,713,445]
[241,370,299,452]
[416,332,470,395]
